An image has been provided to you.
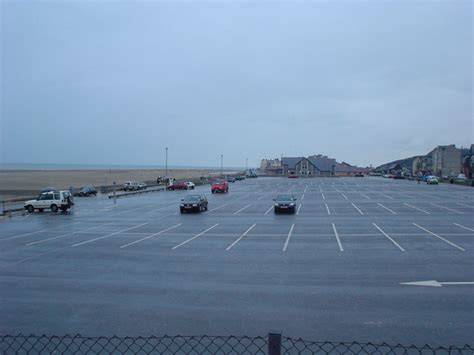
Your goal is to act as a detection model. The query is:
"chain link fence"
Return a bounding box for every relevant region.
[0,333,472,354]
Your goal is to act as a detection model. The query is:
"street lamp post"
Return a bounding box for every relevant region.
[246,157,248,173]
[165,147,168,177]
[220,154,223,178]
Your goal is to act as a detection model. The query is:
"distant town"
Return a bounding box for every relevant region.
[259,144,474,180]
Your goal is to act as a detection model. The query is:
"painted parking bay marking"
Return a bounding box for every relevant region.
[412,223,465,251]
[1,229,49,242]
[233,204,252,215]
[172,224,219,250]
[372,223,405,251]
[72,223,149,247]
[332,223,344,252]
[208,204,228,212]
[282,224,295,252]
[430,203,464,214]
[26,223,112,246]
[453,223,474,232]
[226,223,256,251]
[120,223,182,248]
[404,203,430,214]
[351,202,364,215]
[377,203,396,214]
[401,280,474,287]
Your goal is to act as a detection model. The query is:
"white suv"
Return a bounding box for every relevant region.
[123,181,146,191]
[24,190,74,213]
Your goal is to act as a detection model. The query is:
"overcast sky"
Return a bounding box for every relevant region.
[1,0,472,168]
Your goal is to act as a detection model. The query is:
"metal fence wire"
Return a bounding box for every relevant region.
[0,333,472,355]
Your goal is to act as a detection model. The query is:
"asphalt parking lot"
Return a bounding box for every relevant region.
[0,177,473,346]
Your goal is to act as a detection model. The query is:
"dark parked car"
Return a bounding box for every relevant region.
[235,176,246,181]
[227,177,236,183]
[180,194,208,213]
[168,182,189,190]
[77,186,97,196]
[273,194,297,213]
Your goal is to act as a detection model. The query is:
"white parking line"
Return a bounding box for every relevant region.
[172,224,219,250]
[113,205,153,215]
[351,202,364,215]
[319,186,323,192]
[430,203,464,214]
[413,223,465,251]
[0,229,49,242]
[321,193,326,200]
[301,194,305,201]
[380,193,393,200]
[304,185,308,193]
[208,204,228,212]
[264,205,274,215]
[226,223,256,251]
[457,203,474,208]
[282,224,295,252]
[26,223,112,246]
[372,223,405,251]
[296,204,302,215]
[233,204,252,215]
[104,205,119,210]
[258,195,266,200]
[120,223,182,248]
[325,203,331,215]
[404,203,430,214]
[340,193,348,200]
[377,203,396,214]
[72,223,149,247]
[332,223,344,252]
[145,206,175,214]
[361,193,371,200]
[453,223,474,232]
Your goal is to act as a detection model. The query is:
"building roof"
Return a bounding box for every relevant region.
[281,157,304,169]
[308,156,336,172]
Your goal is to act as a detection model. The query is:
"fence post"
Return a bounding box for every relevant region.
[268,332,281,355]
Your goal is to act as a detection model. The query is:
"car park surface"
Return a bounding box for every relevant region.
[1,177,473,346]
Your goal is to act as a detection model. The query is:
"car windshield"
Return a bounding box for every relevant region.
[276,195,293,201]
[183,195,200,202]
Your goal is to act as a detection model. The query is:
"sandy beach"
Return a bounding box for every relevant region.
[0,168,241,199]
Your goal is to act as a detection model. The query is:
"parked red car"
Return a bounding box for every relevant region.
[211,180,229,193]
[167,182,189,190]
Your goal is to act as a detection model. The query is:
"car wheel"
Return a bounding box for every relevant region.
[204,205,208,211]
[274,208,278,214]
[51,204,58,213]
[27,205,34,213]
[180,208,184,213]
